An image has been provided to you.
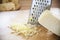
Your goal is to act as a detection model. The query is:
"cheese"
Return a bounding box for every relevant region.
[38,10,60,36]
[2,0,9,3]
[1,0,20,10]
[9,24,37,38]
[0,2,15,11]
[11,0,20,10]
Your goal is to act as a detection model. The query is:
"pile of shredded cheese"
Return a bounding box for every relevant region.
[9,24,39,38]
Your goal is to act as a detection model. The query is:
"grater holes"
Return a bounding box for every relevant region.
[38,2,39,5]
[47,1,48,3]
[45,0,46,2]
[33,20,35,22]
[38,12,41,16]
[29,0,51,24]
[43,3,44,5]
[45,4,47,6]
[34,5,36,7]
[45,0,49,3]
[32,17,36,20]
[31,17,35,22]
[31,19,32,22]
[41,6,42,7]
[42,10,43,12]
[38,12,40,15]
[35,17,37,20]
[33,11,35,13]
[40,6,43,9]
[32,8,37,10]
[36,2,37,4]
[39,9,41,11]
[37,0,39,1]
[40,0,41,1]
[40,13,41,14]
[40,3,42,5]
[37,5,38,7]
[32,14,33,16]
[32,8,34,9]
[35,8,36,10]
[34,5,38,7]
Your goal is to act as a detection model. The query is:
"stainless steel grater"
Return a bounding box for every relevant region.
[28,0,52,25]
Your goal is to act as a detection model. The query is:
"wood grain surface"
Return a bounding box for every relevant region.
[0,0,59,10]
[28,25,60,40]
[20,0,32,10]
[0,10,60,40]
[20,0,60,10]
[51,0,60,8]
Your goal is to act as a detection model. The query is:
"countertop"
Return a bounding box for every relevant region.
[0,10,60,40]
[0,10,29,40]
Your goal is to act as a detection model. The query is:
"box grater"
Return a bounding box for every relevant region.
[28,0,52,25]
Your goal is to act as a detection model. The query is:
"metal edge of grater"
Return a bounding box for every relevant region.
[28,0,52,25]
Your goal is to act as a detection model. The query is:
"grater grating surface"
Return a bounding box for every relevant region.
[28,0,52,25]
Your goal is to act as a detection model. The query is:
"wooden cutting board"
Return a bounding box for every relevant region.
[28,25,60,40]
[0,10,60,40]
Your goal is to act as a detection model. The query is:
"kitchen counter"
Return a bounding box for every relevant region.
[0,10,60,40]
[0,10,29,40]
